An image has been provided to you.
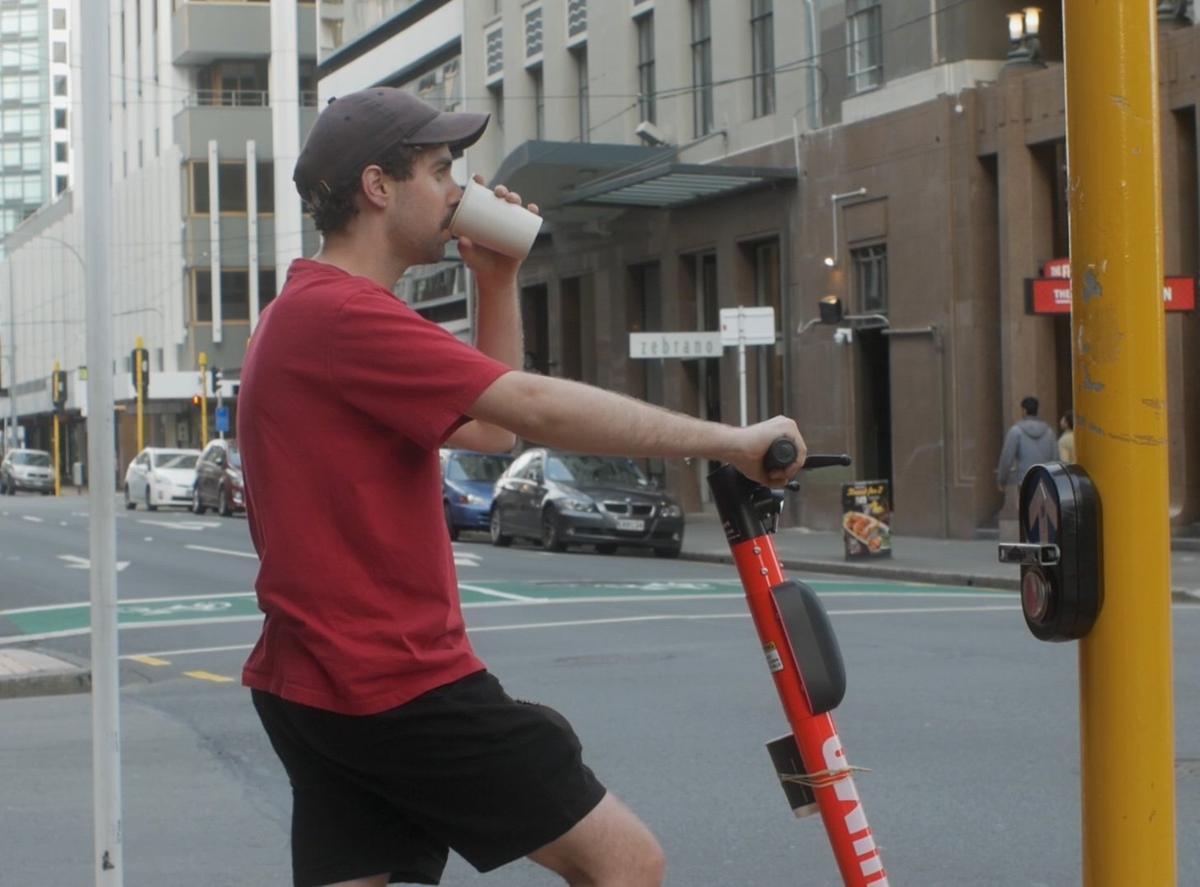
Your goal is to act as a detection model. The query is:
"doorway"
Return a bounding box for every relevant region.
[521,283,550,375]
[855,328,892,484]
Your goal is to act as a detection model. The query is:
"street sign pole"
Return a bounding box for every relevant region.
[1064,4,1176,883]
[134,336,144,453]
[737,309,748,427]
[81,0,123,883]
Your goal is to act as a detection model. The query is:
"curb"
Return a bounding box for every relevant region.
[677,550,1200,605]
[0,649,91,700]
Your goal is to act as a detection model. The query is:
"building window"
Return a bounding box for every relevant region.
[567,0,587,42]
[485,26,503,84]
[194,269,276,323]
[55,175,68,196]
[847,0,883,94]
[52,41,66,64]
[524,5,543,63]
[636,12,655,125]
[52,8,65,30]
[53,75,67,97]
[750,0,775,117]
[190,161,275,215]
[574,47,589,142]
[690,0,713,136]
[749,238,783,420]
[54,142,67,163]
[54,107,66,129]
[852,243,887,314]
[530,65,544,139]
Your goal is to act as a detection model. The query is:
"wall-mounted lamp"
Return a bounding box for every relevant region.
[798,295,890,336]
[1005,7,1044,66]
[824,188,868,268]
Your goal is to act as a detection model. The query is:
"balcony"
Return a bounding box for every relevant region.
[172,1,317,65]
[174,99,318,160]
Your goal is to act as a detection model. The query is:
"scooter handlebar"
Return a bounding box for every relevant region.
[763,437,851,473]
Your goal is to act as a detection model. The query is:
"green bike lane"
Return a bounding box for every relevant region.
[0,578,1005,644]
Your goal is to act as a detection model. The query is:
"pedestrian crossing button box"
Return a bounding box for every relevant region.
[998,462,1102,642]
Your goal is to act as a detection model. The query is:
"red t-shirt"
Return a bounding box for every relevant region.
[238,258,510,715]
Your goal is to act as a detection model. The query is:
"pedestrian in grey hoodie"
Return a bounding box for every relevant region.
[996,396,1059,491]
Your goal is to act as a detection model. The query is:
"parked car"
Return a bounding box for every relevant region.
[440,449,514,540]
[489,449,684,557]
[192,439,244,516]
[0,448,54,495]
[123,447,201,511]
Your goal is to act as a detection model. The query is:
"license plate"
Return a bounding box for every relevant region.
[616,518,645,532]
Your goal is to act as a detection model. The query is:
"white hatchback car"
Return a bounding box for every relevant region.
[124,447,201,511]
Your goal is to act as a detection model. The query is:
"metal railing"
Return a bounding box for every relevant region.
[184,89,318,108]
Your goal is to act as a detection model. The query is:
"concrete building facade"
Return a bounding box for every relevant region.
[1,0,320,481]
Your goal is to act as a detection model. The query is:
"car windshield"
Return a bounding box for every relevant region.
[226,442,241,469]
[153,452,198,470]
[546,455,648,488]
[14,452,50,467]
[447,453,513,483]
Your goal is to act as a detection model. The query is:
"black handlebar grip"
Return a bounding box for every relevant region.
[764,437,798,472]
[802,454,853,470]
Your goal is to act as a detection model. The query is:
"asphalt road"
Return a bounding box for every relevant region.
[1,494,1197,886]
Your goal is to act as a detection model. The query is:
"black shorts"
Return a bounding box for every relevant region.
[252,671,607,887]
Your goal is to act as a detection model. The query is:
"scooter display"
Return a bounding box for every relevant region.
[707,439,888,886]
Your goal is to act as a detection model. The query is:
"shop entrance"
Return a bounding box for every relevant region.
[521,283,550,375]
[855,328,893,485]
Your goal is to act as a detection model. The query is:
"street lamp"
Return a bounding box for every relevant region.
[823,188,868,268]
[1006,7,1044,66]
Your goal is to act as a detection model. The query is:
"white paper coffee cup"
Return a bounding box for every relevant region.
[448,179,543,260]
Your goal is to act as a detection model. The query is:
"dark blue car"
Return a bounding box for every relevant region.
[440,449,514,540]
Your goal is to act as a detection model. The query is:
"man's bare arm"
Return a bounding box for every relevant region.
[466,371,806,486]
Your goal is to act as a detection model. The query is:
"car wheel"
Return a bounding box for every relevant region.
[125,485,136,510]
[145,486,157,512]
[444,501,459,541]
[3,476,12,495]
[541,507,566,553]
[218,485,233,517]
[595,543,618,555]
[654,544,682,559]
[489,508,512,547]
[191,485,206,515]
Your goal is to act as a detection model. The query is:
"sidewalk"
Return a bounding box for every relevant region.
[677,511,1200,602]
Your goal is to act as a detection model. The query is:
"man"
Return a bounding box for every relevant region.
[996,395,1058,491]
[238,88,805,887]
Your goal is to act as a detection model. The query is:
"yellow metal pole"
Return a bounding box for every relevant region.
[198,351,208,446]
[52,360,61,497]
[135,335,145,453]
[1062,4,1176,885]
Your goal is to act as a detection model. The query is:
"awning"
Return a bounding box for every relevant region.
[562,162,796,209]
[489,140,795,211]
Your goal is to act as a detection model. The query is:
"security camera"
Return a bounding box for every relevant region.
[635,120,671,147]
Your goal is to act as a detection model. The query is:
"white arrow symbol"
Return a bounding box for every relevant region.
[1026,479,1059,543]
[59,554,130,572]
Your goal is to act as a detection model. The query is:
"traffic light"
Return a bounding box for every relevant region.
[191,394,202,407]
[209,366,222,398]
[51,369,67,409]
[130,347,150,395]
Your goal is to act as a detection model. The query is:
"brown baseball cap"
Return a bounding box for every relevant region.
[293,88,489,202]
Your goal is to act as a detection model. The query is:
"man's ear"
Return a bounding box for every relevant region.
[360,165,390,210]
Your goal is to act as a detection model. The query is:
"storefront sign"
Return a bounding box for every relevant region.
[629,331,723,359]
[1028,260,1196,314]
[841,480,892,560]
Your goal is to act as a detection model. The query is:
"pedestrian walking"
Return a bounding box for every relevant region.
[1058,409,1075,462]
[996,395,1059,491]
[236,87,805,887]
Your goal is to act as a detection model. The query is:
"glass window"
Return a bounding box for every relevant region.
[53,74,67,97]
[1,45,19,67]
[21,108,40,134]
[751,0,775,117]
[52,8,66,30]
[446,453,513,483]
[54,141,66,163]
[531,65,544,139]
[847,0,883,94]
[21,75,41,101]
[22,175,42,203]
[524,5,543,60]
[153,452,198,469]
[486,26,503,81]
[690,0,713,136]
[567,0,587,39]
[575,47,589,142]
[194,270,253,322]
[636,13,655,125]
[0,79,17,101]
[53,41,66,64]
[55,175,67,195]
[852,243,888,313]
[546,454,648,487]
[54,107,66,129]
[2,144,17,167]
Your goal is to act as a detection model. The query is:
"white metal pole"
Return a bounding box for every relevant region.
[81,0,122,883]
[737,308,748,427]
[6,256,14,447]
[270,0,303,285]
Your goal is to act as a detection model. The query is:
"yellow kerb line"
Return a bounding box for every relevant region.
[184,670,235,683]
[128,655,170,667]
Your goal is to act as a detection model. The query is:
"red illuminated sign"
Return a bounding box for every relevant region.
[1026,274,1196,315]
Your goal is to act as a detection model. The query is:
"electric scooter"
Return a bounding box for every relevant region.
[707,439,888,886]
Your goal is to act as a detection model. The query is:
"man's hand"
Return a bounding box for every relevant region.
[725,416,807,487]
[456,174,539,291]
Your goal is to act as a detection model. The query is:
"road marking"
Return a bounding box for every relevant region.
[129,654,170,667]
[137,519,220,531]
[459,583,537,602]
[144,536,153,542]
[58,554,130,572]
[184,670,234,683]
[22,515,43,523]
[185,544,257,559]
[59,521,68,527]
